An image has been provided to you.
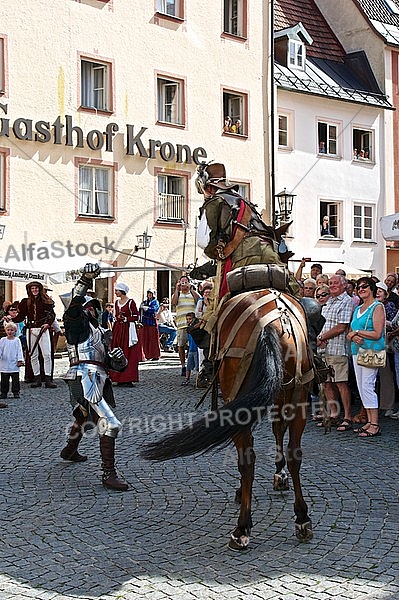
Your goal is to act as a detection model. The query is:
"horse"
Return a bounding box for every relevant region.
[141,256,315,551]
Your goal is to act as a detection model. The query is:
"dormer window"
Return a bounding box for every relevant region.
[289,40,305,69]
[383,0,399,15]
[274,23,312,72]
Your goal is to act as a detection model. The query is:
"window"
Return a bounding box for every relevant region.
[278,111,293,149]
[156,0,183,18]
[0,35,7,94]
[318,121,339,156]
[353,128,373,161]
[236,182,250,201]
[157,173,187,223]
[80,58,112,111]
[320,201,341,238]
[223,0,247,38]
[0,148,9,213]
[223,89,248,136]
[78,164,113,217]
[157,76,184,125]
[0,151,5,210]
[289,40,305,69]
[354,204,374,241]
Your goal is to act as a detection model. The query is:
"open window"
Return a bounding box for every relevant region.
[353,203,374,241]
[320,201,342,238]
[222,89,248,136]
[353,128,373,161]
[317,120,339,156]
[223,0,247,38]
[289,40,305,69]
[278,110,294,149]
[157,171,188,224]
[80,56,113,112]
[157,75,185,126]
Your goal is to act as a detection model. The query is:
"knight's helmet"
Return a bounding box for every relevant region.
[195,162,238,194]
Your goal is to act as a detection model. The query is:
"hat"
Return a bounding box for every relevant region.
[115,282,129,293]
[376,282,388,293]
[26,281,44,293]
[195,162,238,193]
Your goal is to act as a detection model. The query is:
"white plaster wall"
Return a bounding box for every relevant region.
[277,90,387,277]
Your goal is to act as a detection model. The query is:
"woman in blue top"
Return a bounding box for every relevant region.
[140,289,161,360]
[347,277,385,438]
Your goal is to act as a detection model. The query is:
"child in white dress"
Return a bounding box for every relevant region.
[0,322,24,404]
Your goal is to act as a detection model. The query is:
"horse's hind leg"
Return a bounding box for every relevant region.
[272,403,289,491]
[287,388,313,542]
[229,426,254,552]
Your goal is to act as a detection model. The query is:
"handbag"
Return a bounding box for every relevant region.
[356,303,386,368]
[356,347,386,368]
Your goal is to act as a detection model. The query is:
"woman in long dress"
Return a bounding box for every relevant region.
[139,289,161,360]
[109,282,140,385]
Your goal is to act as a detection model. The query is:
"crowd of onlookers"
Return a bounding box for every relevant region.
[295,261,399,437]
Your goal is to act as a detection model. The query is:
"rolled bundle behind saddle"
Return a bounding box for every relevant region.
[226,264,289,295]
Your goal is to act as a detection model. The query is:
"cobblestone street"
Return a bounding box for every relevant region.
[0,352,398,600]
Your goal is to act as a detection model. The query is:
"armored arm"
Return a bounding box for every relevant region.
[73,263,101,297]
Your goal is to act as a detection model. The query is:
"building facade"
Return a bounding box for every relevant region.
[0,0,271,313]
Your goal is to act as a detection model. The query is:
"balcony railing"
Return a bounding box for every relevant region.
[158,192,185,222]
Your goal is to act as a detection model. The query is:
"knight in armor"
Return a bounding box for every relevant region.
[60,263,129,491]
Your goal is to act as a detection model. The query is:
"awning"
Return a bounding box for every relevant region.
[0,242,114,283]
[380,213,399,241]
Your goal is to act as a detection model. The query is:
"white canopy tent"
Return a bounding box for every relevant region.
[0,242,114,284]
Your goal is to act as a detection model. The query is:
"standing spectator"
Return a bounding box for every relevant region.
[295,261,323,283]
[140,289,161,360]
[157,298,177,352]
[315,284,330,306]
[384,272,399,309]
[11,281,57,389]
[377,282,397,417]
[0,322,24,405]
[317,275,354,430]
[181,312,199,386]
[109,282,140,386]
[171,275,200,376]
[347,277,385,437]
[303,278,317,298]
[101,303,115,330]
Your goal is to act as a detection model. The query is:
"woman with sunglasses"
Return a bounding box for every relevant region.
[347,277,385,437]
[315,284,330,306]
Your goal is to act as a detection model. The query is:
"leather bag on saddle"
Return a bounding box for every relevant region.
[226,264,290,295]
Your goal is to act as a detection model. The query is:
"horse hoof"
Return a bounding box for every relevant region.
[228,532,250,552]
[273,470,289,491]
[295,520,313,542]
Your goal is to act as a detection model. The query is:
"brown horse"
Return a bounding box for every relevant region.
[141,285,314,551]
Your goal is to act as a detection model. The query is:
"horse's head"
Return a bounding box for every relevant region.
[274,222,295,264]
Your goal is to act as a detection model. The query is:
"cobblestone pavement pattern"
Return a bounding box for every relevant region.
[0,352,398,600]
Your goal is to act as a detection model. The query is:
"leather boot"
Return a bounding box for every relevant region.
[45,375,57,388]
[30,375,42,388]
[60,422,87,462]
[99,435,128,491]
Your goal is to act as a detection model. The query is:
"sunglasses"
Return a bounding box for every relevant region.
[357,284,370,291]
[316,292,329,299]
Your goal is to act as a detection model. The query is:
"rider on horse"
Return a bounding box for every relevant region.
[195,161,300,298]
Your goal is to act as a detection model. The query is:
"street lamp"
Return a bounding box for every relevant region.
[0,224,5,240]
[274,189,296,227]
[136,228,152,299]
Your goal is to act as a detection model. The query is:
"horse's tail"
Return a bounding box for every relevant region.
[141,325,283,461]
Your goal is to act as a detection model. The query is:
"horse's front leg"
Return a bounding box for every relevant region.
[287,389,313,542]
[229,426,254,552]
